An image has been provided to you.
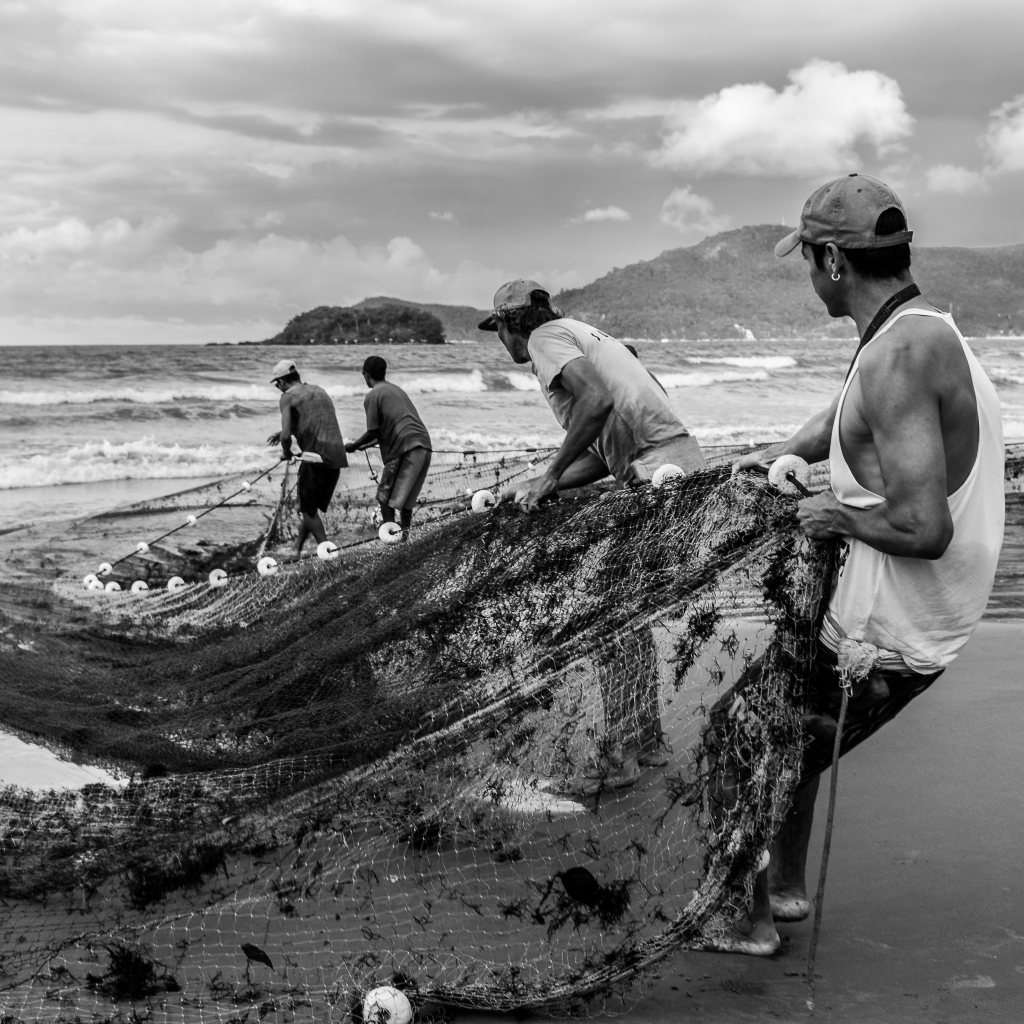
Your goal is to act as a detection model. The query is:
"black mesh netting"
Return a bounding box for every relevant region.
[0,468,839,1023]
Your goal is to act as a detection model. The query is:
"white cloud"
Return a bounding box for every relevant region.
[580,206,631,223]
[429,211,456,221]
[984,95,1024,173]
[659,187,730,236]
[925,164,989,194]
[651,60,914,177]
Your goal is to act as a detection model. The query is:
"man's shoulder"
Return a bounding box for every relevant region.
[860,309,957,377]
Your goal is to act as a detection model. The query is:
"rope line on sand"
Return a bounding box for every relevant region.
[805,685,849,1012]
[103,461,283,570]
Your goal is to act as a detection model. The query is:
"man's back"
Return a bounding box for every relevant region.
[364,380,431,464]
[285,382,348,468]
[527,318,686,482]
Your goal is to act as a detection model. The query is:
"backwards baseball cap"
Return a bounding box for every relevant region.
[270,359,297,382]
[477,279,553,331]
[774,173,913,258]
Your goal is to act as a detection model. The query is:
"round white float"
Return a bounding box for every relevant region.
[136,541,149,554]
[317,540,339,561]
[167,576,186,593]
[208,568,228,588]
[257,556,279,576]
[362,987,413,1024]
[97,562,113,577]
[651,463,684,489]
[471,489,496,514]
[241,481,251,491]
[83,573,99,588]
[104,581,121,592]
[378,522,402,544]
[767,454,810,497]
[131,580,149,593]
[86,579,104,591]
[756,848,771,873]
[186,514,197,527]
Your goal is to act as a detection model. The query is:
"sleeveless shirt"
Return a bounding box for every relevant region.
[826,308,1004,673]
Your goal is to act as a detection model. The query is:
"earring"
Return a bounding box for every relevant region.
[831,270,840,281]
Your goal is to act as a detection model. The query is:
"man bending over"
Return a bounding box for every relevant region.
[719,174,1004,954]
[346,355,432,540]
[267,359,348,559]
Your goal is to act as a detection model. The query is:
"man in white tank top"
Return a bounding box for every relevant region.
[714,175,1005,955]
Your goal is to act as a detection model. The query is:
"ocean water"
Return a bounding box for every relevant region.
[4,336,1024,527]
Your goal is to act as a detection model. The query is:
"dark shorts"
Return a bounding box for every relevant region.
[709,647,943,783]
[297,462,341,516]
[376,446,431,510]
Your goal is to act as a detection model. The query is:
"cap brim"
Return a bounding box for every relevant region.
[774,230,802,258]
[477,315,500,331]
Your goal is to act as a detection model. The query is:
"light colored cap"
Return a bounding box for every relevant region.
[477,279,551,331]
[270,359,297,382]
[775,173,913,258]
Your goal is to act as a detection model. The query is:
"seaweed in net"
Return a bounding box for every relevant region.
[0,468,837,1021]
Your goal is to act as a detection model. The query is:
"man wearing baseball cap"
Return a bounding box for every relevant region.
[717,174,1004,955]
[480,280,706,793]
[479,279,705,510]
[267,359,348,558]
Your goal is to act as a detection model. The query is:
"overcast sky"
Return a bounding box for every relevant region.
[1,0,1023,344]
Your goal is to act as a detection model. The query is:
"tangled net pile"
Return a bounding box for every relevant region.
[0,468,837,1023]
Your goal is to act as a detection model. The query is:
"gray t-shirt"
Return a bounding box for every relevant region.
[286,382,348,469]
[528,319,688,483]
[364,381,432,464]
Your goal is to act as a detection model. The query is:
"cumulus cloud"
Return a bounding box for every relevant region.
[577,206,631,223]
[659,187,730,236]
[651,60,914,177]
[429,211,456,221]
[925,164,989,194]
[984,95,1024,173]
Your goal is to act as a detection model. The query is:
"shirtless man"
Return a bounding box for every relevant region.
[720,174,1004,953]
[267,359,348,558]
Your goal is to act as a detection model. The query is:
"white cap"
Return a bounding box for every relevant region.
[270,359,297,382]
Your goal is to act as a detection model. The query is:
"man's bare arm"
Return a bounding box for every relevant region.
[345,427,379,453]
[732,392,839,475]
[278,393,295,460]
[796,336,953,559]
[514,359,613,510]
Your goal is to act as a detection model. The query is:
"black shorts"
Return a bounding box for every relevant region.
[297,462,340,516]
[708,647,943,783]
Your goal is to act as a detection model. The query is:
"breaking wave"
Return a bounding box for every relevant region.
[686,355,798,370]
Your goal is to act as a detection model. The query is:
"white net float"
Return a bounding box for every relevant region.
[82,573,99,588]
[767,454,811,497]
[86,579,104,591]
[208,568,228,588]
[651,463,684,488]
[362,987,413,1024]
[756,848,771,873]
[464,488,474,497]
[317,540,339,561]
[167,576,186,593]
[257,556,279,576]
[378,522,402,544]
[186,514,197,527]
[104,581,121,592]
[136,542,149,554]
[130,580,149,593]
[241,481,251,491]
[97,562,112,577]
[471,489,496,513]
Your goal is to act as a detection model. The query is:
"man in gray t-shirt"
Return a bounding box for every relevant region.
[346,355,432,539]
[477,278,705,512]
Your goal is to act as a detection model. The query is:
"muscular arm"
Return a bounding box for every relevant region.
[514,359,614,510]
[345,427,379,452]
[732,392,838,474]
[797,336,954,559]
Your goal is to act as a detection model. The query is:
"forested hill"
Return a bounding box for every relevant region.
[552,226,1024,340]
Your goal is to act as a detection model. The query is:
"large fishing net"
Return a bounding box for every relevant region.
[0,464,841,1023]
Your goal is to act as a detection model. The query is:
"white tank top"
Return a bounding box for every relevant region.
[827,308,1004,673]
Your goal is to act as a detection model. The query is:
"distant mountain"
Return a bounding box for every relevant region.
[552,225,1024,339]
[355,296,493,342]
[255,227,1024,346]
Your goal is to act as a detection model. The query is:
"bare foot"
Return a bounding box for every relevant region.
[696,914,781,956]
[770,889,811,922]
